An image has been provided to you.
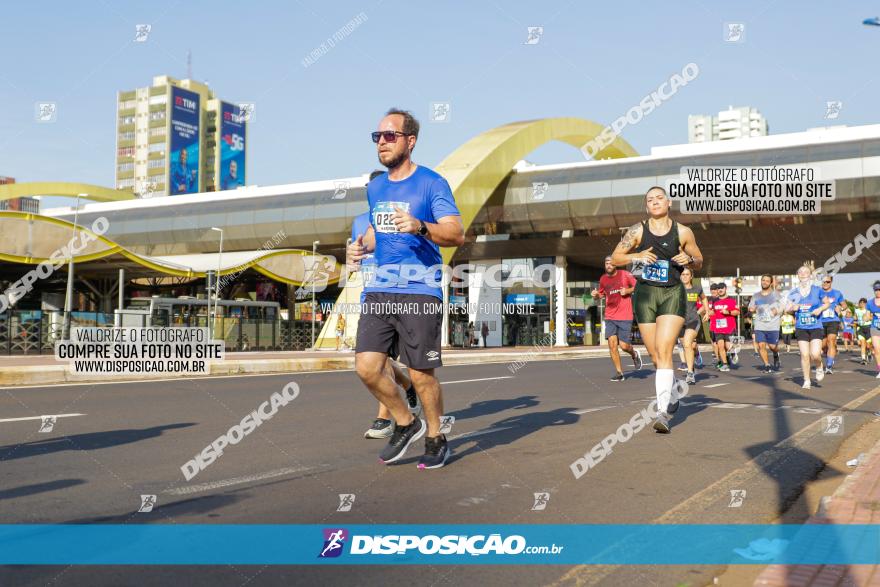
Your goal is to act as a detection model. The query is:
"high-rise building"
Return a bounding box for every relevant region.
[688,106,768,143]
[0,177,39,213]
[115,76,248,197]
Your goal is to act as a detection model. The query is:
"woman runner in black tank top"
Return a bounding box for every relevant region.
[634,219,682,288]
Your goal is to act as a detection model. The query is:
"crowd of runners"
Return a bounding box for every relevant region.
[344,107,880,468]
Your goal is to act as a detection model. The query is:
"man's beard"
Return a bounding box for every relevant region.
[379,149,408,170]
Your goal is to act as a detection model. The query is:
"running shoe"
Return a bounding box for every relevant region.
[679,362,688,371]
[719,364,731,372]
[825,367,833,375]
[634,349,643,370]
[364,418,393,439]
[716,361,723,370]
[379,417,425,464]
[876,371,880,379]
[610,373,626,382]
[731,351,740,365]
[405,385,421,414]
[773,352,780,370]
[816,366,825,382]
[802,379,811,390]
[685,371,696,385]
[653,413,671,433]
[696,353,704,369]
[417,435,451,470]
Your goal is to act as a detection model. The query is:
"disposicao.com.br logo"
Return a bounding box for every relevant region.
[318,528,563,558]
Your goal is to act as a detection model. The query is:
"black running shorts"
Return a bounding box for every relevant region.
[795,328,824,342]
[356,292,443,369]
[822,321,840,336]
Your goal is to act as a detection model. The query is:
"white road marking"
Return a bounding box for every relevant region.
[165,466,316,495]
[703,383,730,388]
[0,413,85,423]
[442,376,514,385]
[449,425,516,442]
[572,406,615,415]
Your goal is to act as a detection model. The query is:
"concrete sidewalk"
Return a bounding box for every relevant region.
[754,436,880,587]
[0,344,664,386]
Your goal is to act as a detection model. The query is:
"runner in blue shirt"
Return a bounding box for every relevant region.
[347,109,464,469]
[348,171,420,440]
[785,265,833,390]
[867,281,880,379]
[818,274,847,373]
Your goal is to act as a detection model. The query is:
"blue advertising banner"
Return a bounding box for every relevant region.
[0,524,878,565]
[169,87,200,195]
[219,102,246,190]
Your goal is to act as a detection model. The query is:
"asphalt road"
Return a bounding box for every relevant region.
[2,350,879,587]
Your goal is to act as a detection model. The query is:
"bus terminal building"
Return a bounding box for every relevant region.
[0,118,878,352]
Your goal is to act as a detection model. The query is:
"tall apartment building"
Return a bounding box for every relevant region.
[0,177,39,213]
[115,76,248,197]
[688,106,768,143]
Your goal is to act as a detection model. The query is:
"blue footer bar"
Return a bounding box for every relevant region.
[1,524,877,565]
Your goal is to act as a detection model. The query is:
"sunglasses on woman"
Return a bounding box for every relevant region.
[371,131,411,144]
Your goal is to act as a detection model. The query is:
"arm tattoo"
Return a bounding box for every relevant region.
[618,224,639,252]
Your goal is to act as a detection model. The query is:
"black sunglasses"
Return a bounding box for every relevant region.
[371,131,411,144]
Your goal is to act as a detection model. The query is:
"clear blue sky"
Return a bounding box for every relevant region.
[2,0,878,186]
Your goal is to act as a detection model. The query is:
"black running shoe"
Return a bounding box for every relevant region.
[405,385,420,412]
[364,418,393,439]
[417,435,451,470]
[773,352,780,370]
[610,373,625,382]
[379,417,425,464]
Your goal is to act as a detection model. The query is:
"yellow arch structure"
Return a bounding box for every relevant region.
[434,116,637,264]
[0,182,136,203]
[0,211,339,286]
[316,117,639,349]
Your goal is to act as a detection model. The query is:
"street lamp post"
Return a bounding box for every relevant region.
[210,227,223,340]
[312,240,320,348]
[63,193,86,339]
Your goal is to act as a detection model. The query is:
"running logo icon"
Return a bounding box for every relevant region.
[524,26,544,45]
[333,181,349,200]
[728,489,746,508]
[138,494,157,513]
[337,494,355,512]
[824,101,843,120]
[823,415,843,435]
[531,492,550,511]
[38,416,57,433]
[531,182,548,201]
[439,416,455,434]
[319,528,348,558]
[724,22,745,43]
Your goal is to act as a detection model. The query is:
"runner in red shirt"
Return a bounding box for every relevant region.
[709,282,739,372]
[592,256,644,381]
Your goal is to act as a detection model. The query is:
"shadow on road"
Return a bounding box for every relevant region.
[447,407,580,463]
[0,423,195,461]
[0,478,86,500]
[447,395,540,420]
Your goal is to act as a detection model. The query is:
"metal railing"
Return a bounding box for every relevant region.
[0,311,318,355]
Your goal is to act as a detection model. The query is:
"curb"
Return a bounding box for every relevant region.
[0,347,616,387]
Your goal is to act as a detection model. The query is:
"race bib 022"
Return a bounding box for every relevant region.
[373,201,411,234]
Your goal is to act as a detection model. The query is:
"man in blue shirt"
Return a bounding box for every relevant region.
[818,274,846,374]
[349,170,420,440]
[348,108,464,469]
[170,147,196,194]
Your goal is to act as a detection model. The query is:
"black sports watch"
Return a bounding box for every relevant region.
[417,220,428,236]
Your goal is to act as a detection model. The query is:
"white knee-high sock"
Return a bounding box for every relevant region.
[656,369,675,414]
